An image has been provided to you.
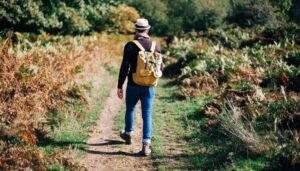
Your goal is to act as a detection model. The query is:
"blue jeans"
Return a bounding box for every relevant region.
[125,84,155,144]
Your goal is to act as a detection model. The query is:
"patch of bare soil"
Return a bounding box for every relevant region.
[80,86,154,171]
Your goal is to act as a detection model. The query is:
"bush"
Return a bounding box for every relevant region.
[84,3,113,32]
[194,9,224,31]
[290,0,300,23]
[126,0,229,35]
[164,0,229,34]
[0,0,121,34]
[218,102,268,154]
[194,0,229,31]
[270,0,293,19]
[127,0,169,35]
[108,5,140,34]
[0,0,46,32]
[56,4,91,34]
[228,0,278,27]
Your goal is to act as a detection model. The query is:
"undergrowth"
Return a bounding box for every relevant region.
[160,26,300,170]
[0,32,127,170]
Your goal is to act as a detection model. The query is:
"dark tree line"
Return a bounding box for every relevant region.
[0,0,299,35]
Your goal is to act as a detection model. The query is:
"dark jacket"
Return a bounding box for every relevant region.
[117,33,161,89]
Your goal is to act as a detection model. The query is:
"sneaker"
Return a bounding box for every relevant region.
[120,130,132,145]
[140,143,151,156]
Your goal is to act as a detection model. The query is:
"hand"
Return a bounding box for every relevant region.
[117,88,123,99]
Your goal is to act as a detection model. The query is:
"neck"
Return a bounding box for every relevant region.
[137,32,149,37]
[135,32,150,40]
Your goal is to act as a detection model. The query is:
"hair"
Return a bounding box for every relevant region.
[136,29,149,33]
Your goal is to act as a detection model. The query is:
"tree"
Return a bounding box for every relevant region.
[127,0,169,35]
[168,0,229,33]
[228,0,278,27]
[270,0,293,14]
[0,0,121,34]
[270,0,293,20]
[290,0,300,23]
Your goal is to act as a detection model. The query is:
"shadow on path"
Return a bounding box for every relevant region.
[86,139,124,146]
[84,139,143,157]
[84,149,142,157]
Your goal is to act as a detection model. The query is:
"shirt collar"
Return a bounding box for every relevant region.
[134,33,150,40]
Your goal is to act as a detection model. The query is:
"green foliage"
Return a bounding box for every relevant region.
[47,163,65,171]
[0,0,123,34]
[167,0,200,33]
[269,139,300,169]
[168,0,229,34]
[0,0,299,35]
[290,0,300,23]
[127,0,298,35]
[84,3,113,32]
[127,0,169,35]
[0,0,46,32]
[270,0,293,17]
[108,5,140,34]
[126,0,229,35]
[195,9,223,31]
[163,25,300,169]
[228,0,278,27]
[56,3,90,34]
[265,101,300,122]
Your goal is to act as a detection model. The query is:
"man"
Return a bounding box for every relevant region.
[117,18,161,156]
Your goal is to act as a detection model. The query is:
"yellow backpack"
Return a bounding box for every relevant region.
[132,40,163,86]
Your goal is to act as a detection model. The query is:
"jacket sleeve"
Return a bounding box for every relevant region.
[117,43,131,89]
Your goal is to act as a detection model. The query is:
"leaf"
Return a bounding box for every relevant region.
[280,72,289,85]
[19,130,37,145]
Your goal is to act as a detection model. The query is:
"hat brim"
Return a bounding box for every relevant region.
[135,24,151,30]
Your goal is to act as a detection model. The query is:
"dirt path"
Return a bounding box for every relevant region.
[80,86,154,171]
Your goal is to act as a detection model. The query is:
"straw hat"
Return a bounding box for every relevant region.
[135,18,151,30]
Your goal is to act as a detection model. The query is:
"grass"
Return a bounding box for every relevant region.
[34,33,131,170]
[47,163,65,171]
[133,78,270,170]
[114,79,210,169]
[150,79,213,170]
[38,68,117,170]
[116,107,125,132]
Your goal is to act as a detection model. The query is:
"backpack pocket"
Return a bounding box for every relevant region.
[140,69,152,76]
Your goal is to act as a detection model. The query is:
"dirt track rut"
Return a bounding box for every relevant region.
[80,86,154,171]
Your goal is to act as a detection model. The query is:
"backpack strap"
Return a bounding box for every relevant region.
[132,40,145,51]
[150,42,156,52]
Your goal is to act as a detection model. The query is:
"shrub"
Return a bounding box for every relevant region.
[228,0,278,27]
[194,9,223,31]
[168,0,201,33]
[56,4,91,34]
[0,36,79,145]
[218,102,268,154]
[168,0,228,33]
[194,0,229,31]
[108,5,140,34]
[290,0,300,23]
[84,3,113,32]
[270,0,293,19]
[0,0,46,32]
[127,0,169,35]
[0,0,120,34]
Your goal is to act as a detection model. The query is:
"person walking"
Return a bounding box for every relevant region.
[117,18,162,156]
